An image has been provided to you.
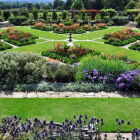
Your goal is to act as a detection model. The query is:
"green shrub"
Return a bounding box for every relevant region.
[0,52,46,85]
[100,9,107,19]
[12,9,19,17]
[43,11,48,20]
[95,14,101,20]
[75,55,130,81]
[62,10,67,19]
[8,16,27,25]
[136,13,140,27]
[52,11,57,20]
[106,9,117,18]
[3,10,11,20]
[46,63,77,83]
[20,8,29,18]
[32,8,38,20]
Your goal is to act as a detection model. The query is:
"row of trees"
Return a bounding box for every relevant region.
[0,0,140,11]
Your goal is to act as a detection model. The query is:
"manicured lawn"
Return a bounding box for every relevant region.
[11,26,67,40]
[73,27,126,40]
[6,41,67,53]
[74,41,140,61]
[0,98,140,132]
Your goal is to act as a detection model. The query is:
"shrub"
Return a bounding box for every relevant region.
[0,40,13,51]
[75,55,130,81]
[100,9,106,19]
[136,13,140,27]
[43,11,48,20]
[3,10,11,20]
[112,16,128,25]
[62,10,67,19]
[32,8,38,20]
[8,16,27,25]
[19,8,29,18]
[46,63,77,82]
[0,52,46,85]
[95,13,101,20]
[52,11,57,20]
[129,42,140,51]
[12,9,19,17]
[106,8,117,18]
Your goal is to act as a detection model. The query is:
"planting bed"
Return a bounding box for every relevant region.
[129,41,140,51]
[0,40,13,51]
[103,27,140,46]
[31,22,108,34]
[0,27,38,46]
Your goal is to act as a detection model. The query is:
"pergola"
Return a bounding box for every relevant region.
[84,9,100,19]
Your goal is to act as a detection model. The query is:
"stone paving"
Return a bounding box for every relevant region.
[0,90,140,98]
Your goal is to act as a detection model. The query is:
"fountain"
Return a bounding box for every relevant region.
[68,30,73,42]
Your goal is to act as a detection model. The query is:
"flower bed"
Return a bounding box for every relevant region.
[0,115,133,140]
[41,43,95,64]
[83,23,107,31]
[1,27,38,46]
[103,28,140,46]
[0,40,13,51]
[31,22,53,31]
[129,42,140,51]
[31,22,107,34]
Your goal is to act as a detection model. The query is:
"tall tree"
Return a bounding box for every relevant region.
[53,0,65,9]
[65,0,73,10]
[71,0,85,10]
[35,3,40,10]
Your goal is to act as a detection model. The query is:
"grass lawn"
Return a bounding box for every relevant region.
[73,27,126,40]
[6,41,67,53]
[0,98,140,132]
[74,41,140,61]
[11,26,67,40]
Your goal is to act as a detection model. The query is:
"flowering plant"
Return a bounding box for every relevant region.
[116,69,140,91]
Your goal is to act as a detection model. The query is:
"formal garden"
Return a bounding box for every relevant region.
[0,0,140,139]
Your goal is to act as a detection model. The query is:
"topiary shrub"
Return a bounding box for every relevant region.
[3,10,11,20]
[0,52,46,85]
[32,8,38,20]
[62,10,67,19]
[52,10,57,20]
[43,11,48,20]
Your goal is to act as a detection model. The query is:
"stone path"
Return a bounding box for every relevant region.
[0,90,140,98]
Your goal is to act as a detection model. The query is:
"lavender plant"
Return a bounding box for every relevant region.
[0,115,105,140]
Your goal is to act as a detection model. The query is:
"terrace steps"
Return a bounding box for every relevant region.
[125,21,137,28]
[0,21,13,28]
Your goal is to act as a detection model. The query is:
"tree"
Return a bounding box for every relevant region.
[44,5,50,10]
[125,0,136,10]
[71,0,85,10]
[65,0,73,10]
[53,0,65,9]
[12,9,20,17]
[3,10,11,20]
[35,3,40,10]
[135,0,140,9]
[20,8,29,18]
[27,3,33,10]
